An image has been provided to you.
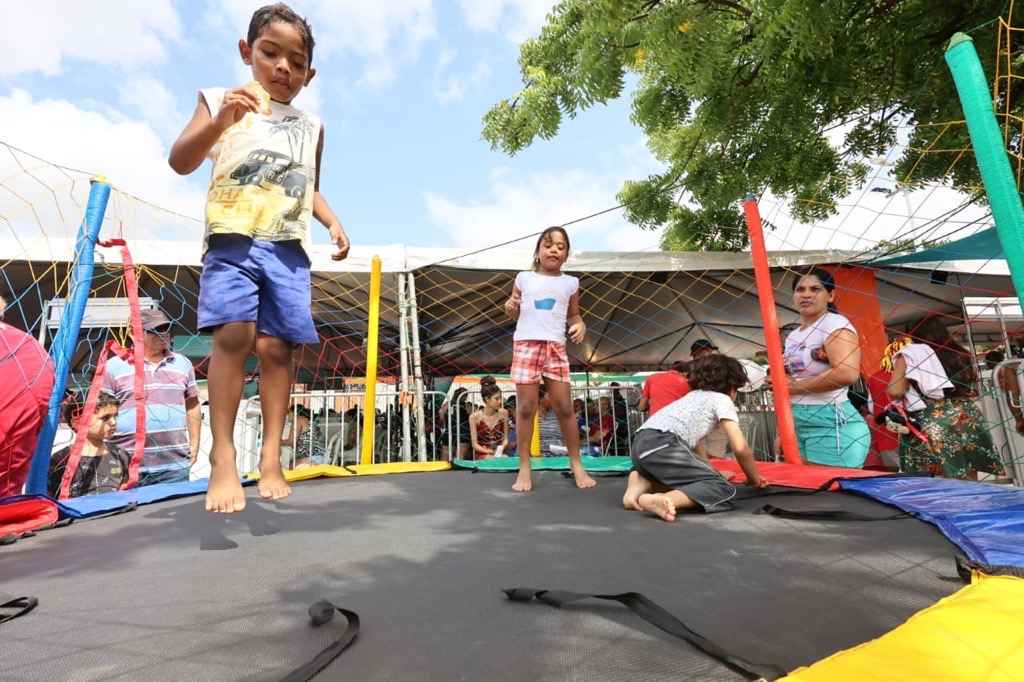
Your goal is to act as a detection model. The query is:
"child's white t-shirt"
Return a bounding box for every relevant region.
[637,390,738,450]
[513,271,579,343]
[783,312,857,406]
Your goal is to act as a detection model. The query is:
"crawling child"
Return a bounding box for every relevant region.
[623,354,769,521]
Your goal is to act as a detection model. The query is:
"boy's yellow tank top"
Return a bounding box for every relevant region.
[199,87,321,256]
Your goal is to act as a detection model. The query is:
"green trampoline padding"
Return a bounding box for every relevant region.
[452,456,632,472]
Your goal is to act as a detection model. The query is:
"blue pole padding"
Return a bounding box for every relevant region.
[945,33,1024,300]
[25,176,111,495]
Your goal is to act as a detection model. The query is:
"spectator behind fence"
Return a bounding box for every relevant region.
[103,308,201,487]
[285,404,325,469]
[623,354,769,522]
[637,360,691,416]
[0,295,56,497]
[47,391,130,498]
[985,349,1024,436]
[582,396,615,454]
[888,316,1004,480]
[536,383,563,456]
[441,387,473,460]
[769,267,870,468]
[469,376,510,459]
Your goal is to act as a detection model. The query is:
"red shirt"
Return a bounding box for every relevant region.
[642,370,691,415]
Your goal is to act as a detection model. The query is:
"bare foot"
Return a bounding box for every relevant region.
[638,493,677,522]
[622,470,650,510]
[512,472,533,492]
[206,445,245,513]
[257,459,292,501]
[570,464,597,490]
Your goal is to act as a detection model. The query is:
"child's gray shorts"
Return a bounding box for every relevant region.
[630,429,736,512]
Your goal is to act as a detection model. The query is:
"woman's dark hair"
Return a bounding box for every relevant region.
[791,266,839,314]
[480,375,501,400]
[248,3,316,63]
[671,360,691,374]
[907,316,977,391]
[294,404,312,420]
[688,355,749,394]
[532,226,570,270]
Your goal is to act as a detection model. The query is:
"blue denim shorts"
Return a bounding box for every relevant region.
[198,233,318,344]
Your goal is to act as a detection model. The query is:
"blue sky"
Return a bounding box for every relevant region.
[0,1,990,258]
[0,0,669,254]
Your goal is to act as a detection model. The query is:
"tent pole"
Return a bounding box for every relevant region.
[407,273,429,462]
[397,273,412,462]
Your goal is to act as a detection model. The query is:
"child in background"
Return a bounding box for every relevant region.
[623,355,769,522]
[168,3,350,512]
[48,392,130,499]
[504,227,596,492]
[469,376,510,459]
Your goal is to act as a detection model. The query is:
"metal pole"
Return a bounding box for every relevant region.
[407,273,429,462]
[397,273,412,462]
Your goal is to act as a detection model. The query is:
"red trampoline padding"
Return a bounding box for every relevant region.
[710,459,887,490]
[0,495,58,536]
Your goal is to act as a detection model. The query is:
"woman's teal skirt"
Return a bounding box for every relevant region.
[791,400,870,468]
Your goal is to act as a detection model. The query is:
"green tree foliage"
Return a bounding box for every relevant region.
[482,0,1016,250]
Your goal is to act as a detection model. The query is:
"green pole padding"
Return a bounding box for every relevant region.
[945,33,1024,300]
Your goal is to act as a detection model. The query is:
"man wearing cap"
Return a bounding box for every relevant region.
[103,308,201,486]
[690,339,719,360]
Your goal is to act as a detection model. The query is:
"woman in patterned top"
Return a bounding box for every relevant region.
[287,404,326,468]
[469,376,510,460]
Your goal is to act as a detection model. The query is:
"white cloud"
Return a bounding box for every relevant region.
[424,166,653,252]
[0,90,205,241]
[457,0,554,43]
[1,1,181,76]
[117,76,180,135]
[434,57,493,104]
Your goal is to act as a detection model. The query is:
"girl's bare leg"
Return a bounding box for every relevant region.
[546,379,595,489]
[513,383,539,491]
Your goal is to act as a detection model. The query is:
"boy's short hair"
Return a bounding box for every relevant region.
[248,3,316,63]
[688,355,748,395]
[62,391,119,427]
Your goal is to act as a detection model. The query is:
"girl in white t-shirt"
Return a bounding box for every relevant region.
[504,227,596,492]
[770,267,870,468]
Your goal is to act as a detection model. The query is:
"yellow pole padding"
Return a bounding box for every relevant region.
[360,256,382,465]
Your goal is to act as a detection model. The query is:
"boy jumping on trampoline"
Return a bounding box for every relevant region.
[623,354,769,521]
[504,227,596,492]
[169,3,349,513]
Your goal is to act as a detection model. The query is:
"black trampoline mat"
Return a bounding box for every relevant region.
[0,471,965,681]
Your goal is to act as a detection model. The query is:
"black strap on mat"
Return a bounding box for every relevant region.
[504,588,787,681]
[0,597,38,625]
[755,504,909,522]
[955,554,1024,582]
[279,600,360,682]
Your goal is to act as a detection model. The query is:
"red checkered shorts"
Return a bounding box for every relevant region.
[510,340,570,384]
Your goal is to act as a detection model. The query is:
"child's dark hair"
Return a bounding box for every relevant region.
[791,266,839,314]
[907,316,977,391]
[531,226,570,271]
[62,391,118,427]
[688,355,748,395]
[248,3,316,63]
[480,375,501,400]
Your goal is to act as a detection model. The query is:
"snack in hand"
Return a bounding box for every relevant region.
[245,80,272,115]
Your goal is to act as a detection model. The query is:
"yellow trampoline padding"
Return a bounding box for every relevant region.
[783,573,1024,681]
[271,461,451,482]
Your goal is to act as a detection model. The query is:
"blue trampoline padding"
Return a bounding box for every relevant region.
[56,478,257,519]
[839,477,1024,568]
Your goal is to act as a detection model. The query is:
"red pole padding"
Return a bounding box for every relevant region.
[743,195,802,465]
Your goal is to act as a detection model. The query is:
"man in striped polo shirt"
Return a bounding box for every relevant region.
[103,308,201,486]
